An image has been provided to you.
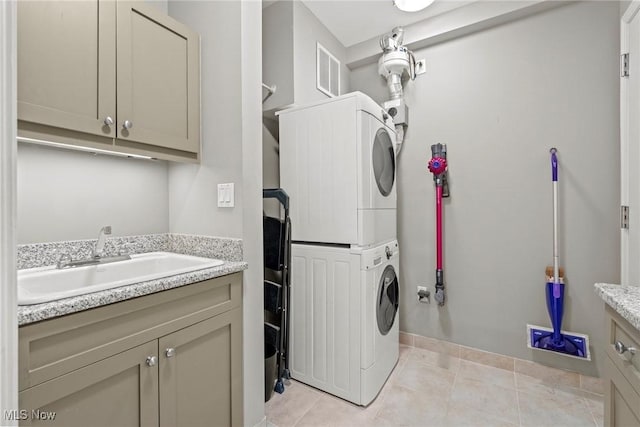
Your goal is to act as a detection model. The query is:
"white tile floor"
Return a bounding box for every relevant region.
[265,345,604,427]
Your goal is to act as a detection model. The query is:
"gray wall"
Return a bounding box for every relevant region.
[262,1,294,112]
[292,1,350,102]
[263,119,279,190]
[262,0,351,114]
[168,2,264,425]
[168,2,243,238]
[17,143,169,243]
[350,1,619,377]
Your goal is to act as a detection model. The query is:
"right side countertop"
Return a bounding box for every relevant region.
[595,283,640,331]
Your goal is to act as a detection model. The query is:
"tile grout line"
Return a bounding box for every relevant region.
[514,372,522,427]
[515,386,524,427]
[583,395,600,427]
[446,356,460,421]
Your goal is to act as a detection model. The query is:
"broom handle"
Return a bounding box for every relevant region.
[553,181,558,282]
[551,148,560,287]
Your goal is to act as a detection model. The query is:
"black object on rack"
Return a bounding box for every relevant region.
[263,188,291,398]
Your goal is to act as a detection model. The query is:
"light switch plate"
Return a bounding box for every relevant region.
[217,183,235,208]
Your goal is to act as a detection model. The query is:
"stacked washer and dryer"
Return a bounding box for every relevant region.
[278,91,399,406]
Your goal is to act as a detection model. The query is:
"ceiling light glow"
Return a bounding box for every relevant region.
[393,0,435,12]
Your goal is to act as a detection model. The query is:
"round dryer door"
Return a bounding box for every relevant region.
[377,265,399,336]
[372,128,395,197]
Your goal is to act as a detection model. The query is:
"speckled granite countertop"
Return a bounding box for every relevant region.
[18,234,247,326]
[18,260,247,326]
[595,283,640,331]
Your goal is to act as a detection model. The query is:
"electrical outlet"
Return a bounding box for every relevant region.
[417,285,430,303]
[415,59,426,76]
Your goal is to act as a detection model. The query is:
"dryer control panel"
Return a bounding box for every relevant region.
[360,241,399,271]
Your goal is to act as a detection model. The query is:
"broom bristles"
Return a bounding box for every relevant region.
[545,266,565,280]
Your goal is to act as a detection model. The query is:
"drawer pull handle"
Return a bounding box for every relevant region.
[165,348,176,358]
[145,356,158,367]
[615,340,637,356]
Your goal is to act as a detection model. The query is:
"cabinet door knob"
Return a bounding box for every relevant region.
[615,340,637,356]
[145,355,158,367]
[104,116,114,126]
[122,120,133,130]
[165,348,176,358]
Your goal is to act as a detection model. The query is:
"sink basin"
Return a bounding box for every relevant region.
[18,252,225,305]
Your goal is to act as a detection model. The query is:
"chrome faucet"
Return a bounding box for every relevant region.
[93,226,111,258]
[55,226,131,269]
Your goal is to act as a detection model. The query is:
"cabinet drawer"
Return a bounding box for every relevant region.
[605,304,640,395]
[19,273,242,391]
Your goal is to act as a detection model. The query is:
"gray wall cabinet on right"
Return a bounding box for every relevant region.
[17,0,200,162]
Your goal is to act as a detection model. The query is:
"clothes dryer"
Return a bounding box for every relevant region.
[278,91,397,247]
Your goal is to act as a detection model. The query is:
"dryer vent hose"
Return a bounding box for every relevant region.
[387,74,403,100]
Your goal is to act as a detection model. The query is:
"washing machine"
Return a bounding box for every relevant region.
[278,91,397,247]
[289,240,400,406]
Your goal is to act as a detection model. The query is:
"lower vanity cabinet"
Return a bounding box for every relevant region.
[604,304,640,427]
[159,309,242,427]
[19,340,160,427]
[605,356,640,427]
[18,273,243,427]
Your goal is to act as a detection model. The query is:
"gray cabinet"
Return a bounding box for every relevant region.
[604,305,640,427]
[17,0,200,162]
[19,341,158,427]
[19,273,243,427]
[159,309,242,427]
[17,0,116,139]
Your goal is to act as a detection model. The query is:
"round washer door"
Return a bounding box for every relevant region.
[372,128,395,197]
[377,264,399,335]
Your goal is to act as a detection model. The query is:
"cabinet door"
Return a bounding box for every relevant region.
[17,0,116,138]
[159,308,243,427]
[116,1,200,155]
[605,356,640,427]
[19,341,159,427]
[622,2,640,284]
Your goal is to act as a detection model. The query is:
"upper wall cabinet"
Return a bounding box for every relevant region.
[18,0,201,162]
[18,1,116,140]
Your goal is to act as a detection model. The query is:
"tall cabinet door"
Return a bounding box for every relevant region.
[116,1,200,154]
[159,308,243,427]
[17,0,116,138]
[621,2,640,285]
[18,341,159,427]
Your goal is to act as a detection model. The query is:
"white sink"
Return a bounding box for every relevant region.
[18,252,225,305]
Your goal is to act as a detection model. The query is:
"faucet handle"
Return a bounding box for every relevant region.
[102,226,112,235]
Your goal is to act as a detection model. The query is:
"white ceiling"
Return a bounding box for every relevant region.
[298,0,475,47]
